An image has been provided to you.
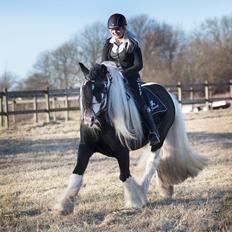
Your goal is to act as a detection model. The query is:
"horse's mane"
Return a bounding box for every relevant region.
[102,61,143,149]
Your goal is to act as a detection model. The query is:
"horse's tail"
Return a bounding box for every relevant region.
[157,95,208,188]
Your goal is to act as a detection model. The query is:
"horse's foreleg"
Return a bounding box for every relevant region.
[54,174,83,215]
[54,144,93,215]
[117,152,147,208]
[124,176,147,208]
[140,149,160,195]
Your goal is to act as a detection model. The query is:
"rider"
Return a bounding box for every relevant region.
[102,13,160,146]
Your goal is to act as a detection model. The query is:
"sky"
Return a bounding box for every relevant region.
[1,0,232,81]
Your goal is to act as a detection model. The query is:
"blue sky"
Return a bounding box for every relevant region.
[1,0,232,80]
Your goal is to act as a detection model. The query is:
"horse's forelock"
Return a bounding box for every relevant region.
[89,64,108,82]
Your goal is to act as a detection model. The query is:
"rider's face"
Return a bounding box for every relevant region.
[109,27,125,40]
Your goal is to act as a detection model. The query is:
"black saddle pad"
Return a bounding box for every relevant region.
[142,83,167,115]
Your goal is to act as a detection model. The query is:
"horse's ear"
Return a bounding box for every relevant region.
[79,63,90,78]
[101,64,108,74]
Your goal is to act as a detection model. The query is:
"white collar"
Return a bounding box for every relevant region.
[109,36,130,46]
[109,36,117,44]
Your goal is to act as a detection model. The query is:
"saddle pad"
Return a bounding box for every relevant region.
[142,83,167,115]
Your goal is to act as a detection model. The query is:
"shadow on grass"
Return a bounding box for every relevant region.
[188,131,232,149]
[149,190,232,208]
[1,131,231,157]
[16,208,41,218]
[0,138,80,156]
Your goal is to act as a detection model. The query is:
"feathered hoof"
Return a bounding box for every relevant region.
[125,197,147,209]
[124,183,147,208]
[124,177,147,209]
[53,198,75,215]
[159,184,174,198]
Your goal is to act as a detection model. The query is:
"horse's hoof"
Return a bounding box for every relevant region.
[160,185,174,198]
[53,207,74,215]
[53,203,74,215]
[125,201,147,209]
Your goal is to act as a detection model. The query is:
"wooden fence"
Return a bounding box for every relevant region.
[0,81,231,128]
[0,87,80,128]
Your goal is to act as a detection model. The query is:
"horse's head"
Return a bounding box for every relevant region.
[79,63,111,127]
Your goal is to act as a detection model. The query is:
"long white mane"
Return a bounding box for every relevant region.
[102,61,144,149]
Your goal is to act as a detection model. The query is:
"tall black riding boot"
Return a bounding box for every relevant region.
[141,106,160,146]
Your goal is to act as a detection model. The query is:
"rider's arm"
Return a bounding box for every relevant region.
[121,44,143,77]
[102,39,110,62]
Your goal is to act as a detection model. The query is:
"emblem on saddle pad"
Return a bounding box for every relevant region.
[149,100,159,111]
[142,87,167,115]
[148,97,167,115]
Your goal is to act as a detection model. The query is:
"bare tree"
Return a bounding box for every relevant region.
[19,13,232,92]
[74,22,108,66]
[18,73,49,90]
[29,41,81,89]
[173,38,208,84]
[188,14,232,83]
[27,22,107,90]
[129,15,184,83]
[0,70,16,91]
[50,41,81,89]
[128,14,154,45]
[33,51,54,87]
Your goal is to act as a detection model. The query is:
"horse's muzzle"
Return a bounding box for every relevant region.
[83,111,95,127]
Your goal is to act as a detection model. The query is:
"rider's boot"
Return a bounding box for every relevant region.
[141,105,160,146]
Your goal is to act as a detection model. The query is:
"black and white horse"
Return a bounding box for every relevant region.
[54,61,207,215]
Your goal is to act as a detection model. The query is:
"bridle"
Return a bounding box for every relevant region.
[94,72,112,115]
[82,71,112,122]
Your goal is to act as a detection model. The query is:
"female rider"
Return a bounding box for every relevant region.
[102,13,160,146]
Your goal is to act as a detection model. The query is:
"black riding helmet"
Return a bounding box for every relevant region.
[107,13,127,29]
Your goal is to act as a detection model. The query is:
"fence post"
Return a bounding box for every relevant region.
[33,97,38,123]
[0,94,3,128]
[204,80,209,110]
[52,97,56,121]
[190,87,194,111]
[65,94,69,121]
[12,100,16,124]
[3,88,9,128]
[230,80,232,104]
[177,81,182,108]
[44,87,50,123]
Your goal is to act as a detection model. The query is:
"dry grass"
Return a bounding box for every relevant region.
[0,108,232,231]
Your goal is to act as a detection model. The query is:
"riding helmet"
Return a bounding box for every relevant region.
[107,13,127,29]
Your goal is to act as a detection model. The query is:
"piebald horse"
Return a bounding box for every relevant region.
[54,61,207,215]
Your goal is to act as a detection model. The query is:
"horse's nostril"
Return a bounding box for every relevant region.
[90,116,94,127]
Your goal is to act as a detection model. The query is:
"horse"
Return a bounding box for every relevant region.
[54,61,207,215]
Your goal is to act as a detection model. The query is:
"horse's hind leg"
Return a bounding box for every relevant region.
[155,172,174,198]
[140,148,174,198]
[140,149,160,196]
[54,144,93,215]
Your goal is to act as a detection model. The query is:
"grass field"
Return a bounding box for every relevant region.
[0,108,231,231]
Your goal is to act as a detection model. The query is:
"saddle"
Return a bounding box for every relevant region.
[141,83,167,115]
[127,82,175,151]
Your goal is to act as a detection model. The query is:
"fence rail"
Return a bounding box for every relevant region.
[0,80,231,128]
